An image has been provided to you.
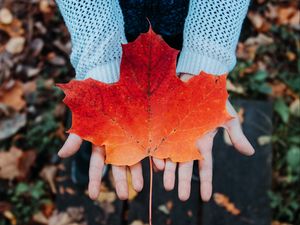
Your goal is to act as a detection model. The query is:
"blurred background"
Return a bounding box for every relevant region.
[0,0,299,225]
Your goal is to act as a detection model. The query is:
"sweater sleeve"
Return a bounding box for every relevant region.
[56,0,127,83]
[176,0,250,75]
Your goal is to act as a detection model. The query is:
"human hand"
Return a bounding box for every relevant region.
[162,73,255,202]
[58,134,165,200]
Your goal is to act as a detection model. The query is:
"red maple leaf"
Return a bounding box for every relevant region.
[57,28,232,166]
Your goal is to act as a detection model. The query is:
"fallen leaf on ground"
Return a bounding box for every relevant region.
[226,80,245,94]
[213,193,241,216]
[237,34,273,60]
[98,190,116,203]
[257,135,272,146]
[0,17,24,37]
[272,221,293,225]
[247,11,270,32]
[18,150,37,180]
[42,203,55,218]
[5,36,25,54]
[130,220,145,225]
[289,98,300,117]
[271,81,288,98]
[0,8,13,25]
[33,212,49,224]
[0,146,22,180]
[3,210,17,225]
[0,80,26,111]
[158,204,170,215]
[30,38,44,57]
[22,80,37,95]
[48,207,85,225]
[0,146,35,180]
[65,187,75,195]
[248,11,264,29]
[166,201,173,211]
[277,6,299,27]
[187,210,193,217]
[47,52,66,66]
[237,107,245,124]
[286,51,296,61]
[40,165,58,194]
[26,67,41,78]
[0,112,26,140]
[39,0,53,14]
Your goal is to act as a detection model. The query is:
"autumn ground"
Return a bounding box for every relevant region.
[0,0,299,225]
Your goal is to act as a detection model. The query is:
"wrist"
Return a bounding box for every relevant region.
[84,59,121,84]
[176,48,231,75]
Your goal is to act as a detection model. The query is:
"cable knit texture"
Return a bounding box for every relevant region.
[56,0,250,82]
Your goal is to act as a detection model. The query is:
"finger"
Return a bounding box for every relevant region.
[88,145,105,200]
[112,166,128,200]
[197,131,216,202]
[129,163,144,192]
[152,163,159,172]
[152,158,165,170]
[178,161,193,201]
[224,119,255,156]
[58,133,82,158]
[163,159,176,191]
[224,102,255,156]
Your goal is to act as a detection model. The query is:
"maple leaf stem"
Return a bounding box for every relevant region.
[149,156,153,225]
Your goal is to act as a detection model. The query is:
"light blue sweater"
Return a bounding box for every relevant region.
[56,0,250,83]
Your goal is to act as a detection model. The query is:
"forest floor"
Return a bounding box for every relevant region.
[0,0,299,225]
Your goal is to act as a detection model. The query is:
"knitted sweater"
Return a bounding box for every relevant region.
[56,0,250,83]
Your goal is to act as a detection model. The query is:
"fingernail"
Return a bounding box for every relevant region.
[247,145,255,156]
[57,150,63,157]
[89,187,98,200]
[179,190,190,201]
[201,182,212,202]
[157,162,165,170]
[164,178,174,191]
[179,183,190,201]
[135,179,143,192]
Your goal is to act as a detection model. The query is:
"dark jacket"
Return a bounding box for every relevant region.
[119,0,190,50]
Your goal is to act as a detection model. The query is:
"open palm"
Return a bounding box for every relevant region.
[58,73,254,202]
[58,134,165,200]
[163,74,255,201]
